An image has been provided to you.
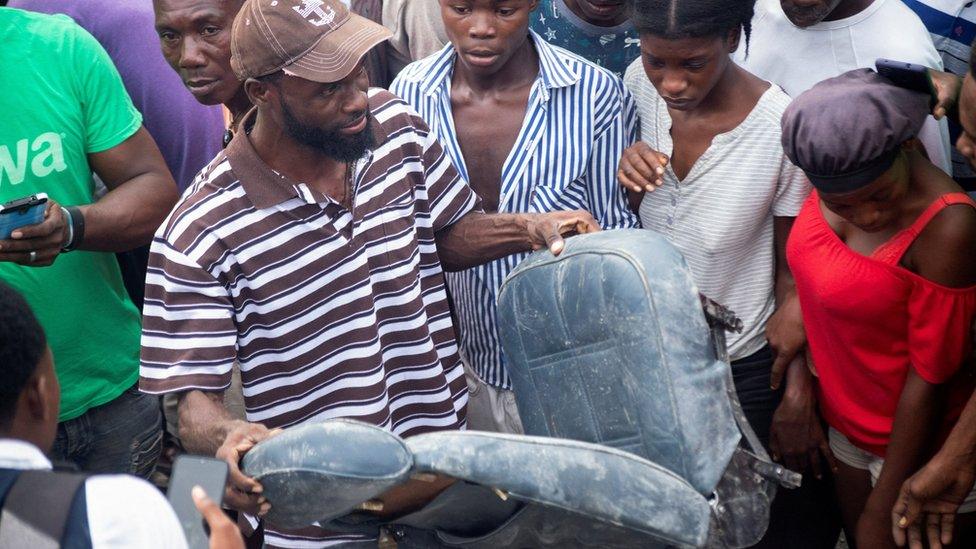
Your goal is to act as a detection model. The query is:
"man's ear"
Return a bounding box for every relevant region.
[244,77,274,107]
[23,374,51,423]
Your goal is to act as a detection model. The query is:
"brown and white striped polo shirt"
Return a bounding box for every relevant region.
[139,89,480,438]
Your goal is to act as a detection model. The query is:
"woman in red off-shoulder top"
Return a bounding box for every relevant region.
[782,69,976,548]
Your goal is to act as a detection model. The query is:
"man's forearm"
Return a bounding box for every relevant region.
[178,390,246,456]
[435,212,534,272]
[76,172,177,252]
[783,355,814,397]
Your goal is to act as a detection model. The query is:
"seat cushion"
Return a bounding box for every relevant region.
[241,419,412,528]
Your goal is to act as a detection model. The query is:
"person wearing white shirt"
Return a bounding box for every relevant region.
[0,281,188,549]
[735,0,953,175]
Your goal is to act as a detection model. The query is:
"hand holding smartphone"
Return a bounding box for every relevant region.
[190,485,245,549]
[168,455,231,549]
[875,58,938,108]
[0,193,48,240]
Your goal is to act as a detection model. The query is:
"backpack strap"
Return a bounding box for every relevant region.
[872,193,976,265]
[0,470,88,549]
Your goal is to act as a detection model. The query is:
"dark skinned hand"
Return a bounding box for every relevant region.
[768,358,838,479]
[524,210,601,255]
[0,200,68,266]
[892,454,976,549]
[928,69,962,121]
[215,421,282,517]
[358,475,457,519]
[191,486,245,549]
[617,142,670,193]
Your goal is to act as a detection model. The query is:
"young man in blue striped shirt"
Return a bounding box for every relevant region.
[391,0,638,433]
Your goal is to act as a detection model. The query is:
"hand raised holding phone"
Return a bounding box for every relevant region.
[0,193,70,267]
[191,486,245,549]
[169,455,244,549]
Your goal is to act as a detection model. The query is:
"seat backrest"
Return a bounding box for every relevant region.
[496,229,740,495]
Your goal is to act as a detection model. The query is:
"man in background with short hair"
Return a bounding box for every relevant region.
[9,0,224,193]
[154,0,252,144]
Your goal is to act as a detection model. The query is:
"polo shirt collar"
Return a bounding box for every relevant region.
[421,30,580,99]
[225,106,387,210]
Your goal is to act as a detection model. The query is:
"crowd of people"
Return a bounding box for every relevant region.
[2,0,976,548]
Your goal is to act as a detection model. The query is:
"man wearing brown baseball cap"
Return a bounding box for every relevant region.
[139,0,602,546]
[230,0,390,86]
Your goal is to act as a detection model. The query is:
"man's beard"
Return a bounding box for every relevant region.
[280,98,376,162]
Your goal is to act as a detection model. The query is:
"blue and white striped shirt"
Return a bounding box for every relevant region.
[901,0,976,179]
[391,31,639,389]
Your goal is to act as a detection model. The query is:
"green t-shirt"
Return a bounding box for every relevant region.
[0,8,144,421]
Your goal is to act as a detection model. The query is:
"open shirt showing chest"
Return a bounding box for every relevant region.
[391,31,639,388]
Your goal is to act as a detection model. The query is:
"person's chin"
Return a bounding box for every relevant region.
[579,1,626,23]
[783,10,825,28]
[186,82,235,107]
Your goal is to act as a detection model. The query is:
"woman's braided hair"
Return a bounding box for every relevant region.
[628,0,756,55]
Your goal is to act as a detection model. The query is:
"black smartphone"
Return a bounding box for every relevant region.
[167,455,229,549]
[0,193,48,239]
[875,58,937,107]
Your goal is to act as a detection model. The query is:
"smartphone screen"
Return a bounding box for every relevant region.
[0,193,48,240]
[167,455,229,549]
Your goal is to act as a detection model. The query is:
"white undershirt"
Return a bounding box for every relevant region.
[734,0,952,175]
[0,438,188,549]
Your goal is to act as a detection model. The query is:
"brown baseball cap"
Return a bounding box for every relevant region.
[231,0,391,83]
